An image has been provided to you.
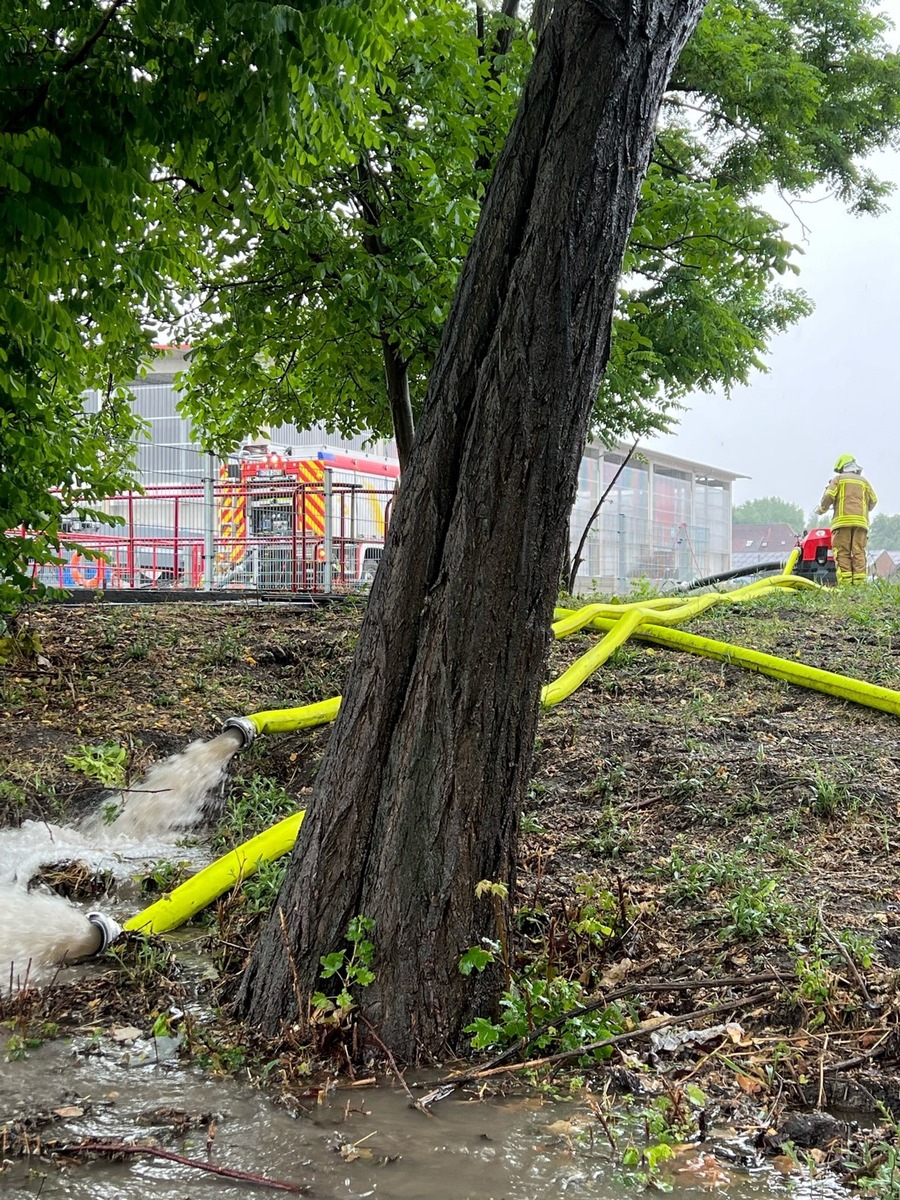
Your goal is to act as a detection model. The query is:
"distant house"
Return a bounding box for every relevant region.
[732,523,798,570]
[871,550,900,579]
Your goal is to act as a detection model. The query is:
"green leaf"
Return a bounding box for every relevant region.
[458,946,495,975]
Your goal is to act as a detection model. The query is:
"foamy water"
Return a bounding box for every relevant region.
[0,730,244,988]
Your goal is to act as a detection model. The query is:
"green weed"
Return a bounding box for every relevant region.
[583,806,636,860]
[521,812,546,834]
[198,631,245,666]
[64,742,128,789]
[214,774,298,850]
[311,915,376,1024]
[619,1082,708,1190]
[720,878,791,941]
[587,757,627,801]
[241,858,288,914]
[138,859,193,895]
[845,1106,900,1198]
[464,973,623,1061]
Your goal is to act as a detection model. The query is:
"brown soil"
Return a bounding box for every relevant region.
[3,588,900,1170]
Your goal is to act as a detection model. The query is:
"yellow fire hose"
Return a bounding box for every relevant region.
[542,574,818,707]
[125,568,876,938]
[124,811,305,935]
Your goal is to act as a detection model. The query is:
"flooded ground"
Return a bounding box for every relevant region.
[0,731,244,984]
[3,597,900,1196]
[0,1030,838,1200]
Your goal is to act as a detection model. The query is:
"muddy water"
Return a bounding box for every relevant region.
[0,1032,847,1200]
[0,1034,804,1200]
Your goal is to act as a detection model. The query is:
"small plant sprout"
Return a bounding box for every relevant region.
[310,916,376,1025]
[474,879,510,984]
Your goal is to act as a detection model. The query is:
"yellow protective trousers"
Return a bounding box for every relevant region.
[832,526,868,584]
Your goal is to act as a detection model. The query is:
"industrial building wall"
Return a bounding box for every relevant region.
[568,448,733,594]
[86,384,734,594]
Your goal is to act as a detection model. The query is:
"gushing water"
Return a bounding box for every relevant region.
[80,730,245,841]
[0,729,245,988]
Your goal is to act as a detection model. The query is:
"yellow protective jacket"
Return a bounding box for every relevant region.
[818,472,877,530]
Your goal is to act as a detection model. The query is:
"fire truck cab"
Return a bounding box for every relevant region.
[219,446,396,591]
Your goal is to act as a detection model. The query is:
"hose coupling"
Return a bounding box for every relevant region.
[222,715,257,752]
[87,911,123,954]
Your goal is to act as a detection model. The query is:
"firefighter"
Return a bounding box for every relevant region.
[816,454,877,585]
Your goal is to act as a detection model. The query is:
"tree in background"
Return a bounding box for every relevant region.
[869,514,900,550]
[733,497,806,530]
[179,0,900,458]
[0,0,401,604]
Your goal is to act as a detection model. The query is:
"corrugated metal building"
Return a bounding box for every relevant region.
[87,349,737,594]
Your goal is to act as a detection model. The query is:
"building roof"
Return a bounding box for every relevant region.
[732,523,798,554]
[593,441,745,484]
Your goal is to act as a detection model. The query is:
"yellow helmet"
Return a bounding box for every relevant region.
[834,453,856,472]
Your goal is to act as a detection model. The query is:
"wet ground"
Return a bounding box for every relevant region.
[0,1031,844,1199]
[3,588,900,1193]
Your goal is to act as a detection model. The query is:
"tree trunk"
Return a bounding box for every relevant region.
[381,335,415,472]
[240,0,706,1061]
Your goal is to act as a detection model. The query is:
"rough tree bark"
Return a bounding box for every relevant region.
[240,0,706,1061]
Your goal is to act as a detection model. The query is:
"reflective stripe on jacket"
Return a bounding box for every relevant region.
[818,472,877,530]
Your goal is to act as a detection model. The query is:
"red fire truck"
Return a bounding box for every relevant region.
[218,448,399,591]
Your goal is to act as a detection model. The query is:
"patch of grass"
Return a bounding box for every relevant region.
[587,757,627,801]
[198,631,245,667]
[241,858,288,914]
[0,779,28,823]
[806,764,856,819]
[125,636,151,660]
[659,844,748,904]
[657,843,797,941]
[214,773,298,850]
[583,805,636,860]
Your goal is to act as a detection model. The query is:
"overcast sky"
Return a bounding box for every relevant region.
[650,1,900,516]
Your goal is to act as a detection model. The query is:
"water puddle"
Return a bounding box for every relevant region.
[0,1031,842,1200]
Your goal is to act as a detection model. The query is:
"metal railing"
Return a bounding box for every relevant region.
[25,474,393,595]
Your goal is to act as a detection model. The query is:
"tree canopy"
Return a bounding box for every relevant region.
[869,513,900,549]
[178,0,900,455]
[2,0,900,602]
[733,496,806,529]
[0,0,401,602]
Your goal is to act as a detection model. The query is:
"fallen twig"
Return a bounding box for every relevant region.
[49,1140,309,1194]
[817,902,875,1008]
[417,986,776,1108]
[358,1015,420,1109]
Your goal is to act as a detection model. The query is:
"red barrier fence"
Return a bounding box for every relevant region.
[23,478,393,594]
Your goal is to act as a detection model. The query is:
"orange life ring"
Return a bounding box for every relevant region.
[69,552,105,588]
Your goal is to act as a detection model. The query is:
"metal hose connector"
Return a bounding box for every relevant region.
[222,715,257,751]
[87,911,123,953]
